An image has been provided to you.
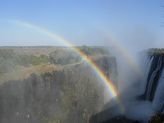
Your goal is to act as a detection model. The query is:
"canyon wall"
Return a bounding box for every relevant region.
[0,55,117,123]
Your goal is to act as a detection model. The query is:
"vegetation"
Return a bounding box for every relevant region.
[0,49,49,74]
[0,46,116,123]
[49,49,81,65]
[148,48,164,56]
[79,46,109,56]
[17,54,49,66]
[0,46,109,74]
[49,46,110,65]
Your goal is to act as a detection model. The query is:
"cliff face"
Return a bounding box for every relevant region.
[94,56,118,88]
[89,49,164,123]
[0,55,117,123]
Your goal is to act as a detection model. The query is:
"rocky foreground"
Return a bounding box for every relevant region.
[90,113,164,123]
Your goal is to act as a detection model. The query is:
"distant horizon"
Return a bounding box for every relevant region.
[0,45,108,47]
[0,42,109,46]
[0,0,163,50]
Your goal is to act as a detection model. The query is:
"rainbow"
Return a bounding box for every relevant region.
[7,20,126,112]
[10,20,119,97]
[97,30,142,76]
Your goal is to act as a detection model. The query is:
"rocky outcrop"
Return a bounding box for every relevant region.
[148,113,164,123]
[92,116,139,123]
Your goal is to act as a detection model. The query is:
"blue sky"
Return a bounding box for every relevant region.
[0,0,163,48]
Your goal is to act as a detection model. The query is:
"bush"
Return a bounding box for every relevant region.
[0,49,49,74]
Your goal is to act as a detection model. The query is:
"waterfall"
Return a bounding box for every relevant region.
[152,69,164,112]
[145,57,163,100]
[141,55,154,94]
[142,52,164,113]
[89,49,164,123]
[143,55,163,101]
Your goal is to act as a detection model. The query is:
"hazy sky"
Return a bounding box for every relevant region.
[0,0,163,48]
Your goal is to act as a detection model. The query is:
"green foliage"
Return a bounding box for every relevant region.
[0,49,17,74]
[148,48,164,56]
[0,49,49,74]
[79,46,109,56]
[49,46,109,65]
[17,55,49,66]
[49,49,81,65]
[0,46,110,74]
